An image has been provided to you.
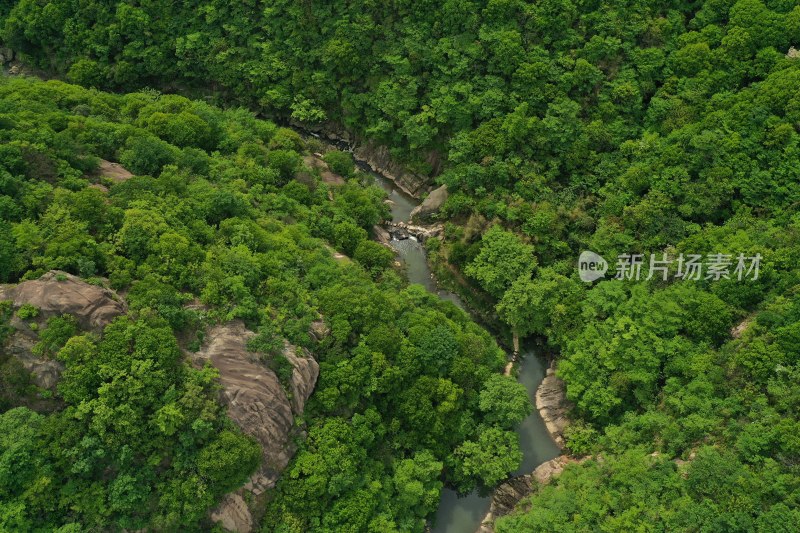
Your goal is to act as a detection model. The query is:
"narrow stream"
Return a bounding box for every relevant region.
[371,171,560,533]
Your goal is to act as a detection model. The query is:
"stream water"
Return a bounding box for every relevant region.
[371,171,561,533]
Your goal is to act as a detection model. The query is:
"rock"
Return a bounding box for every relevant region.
[302,154,344,185]
[410,184,448,221]
[532,455,571,485]
[731,316,752,339]
[211,493,253,533]
[386,221,444,242]
[194,321,318,496]
[353,143,431,197]
[308,319,330,342]
[373,225,392,245]
[483,475,533,523]
[391,227,410,240]
[97,160,133,183]
[477,455,578,532]
[788,47,800,59]
[282,341,320,414]
[535,363,572,449]
[3,332,63,390]
[0,271,126,390]
[0,270,126,332]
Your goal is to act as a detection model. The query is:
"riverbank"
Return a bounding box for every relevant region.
[476,360,573,532]
[356,154,566,533]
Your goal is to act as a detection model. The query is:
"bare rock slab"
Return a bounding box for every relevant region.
[0,270,126,388]
[535,363,572,449]
[410,184,448,221]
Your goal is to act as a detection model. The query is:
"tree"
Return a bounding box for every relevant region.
[323,150,355,178]
[465,225,536,298]
[478,374,531,429]
[496,268,576,339]
[392,451,443,523]
[353,240,394,277]
[454,427,522,489]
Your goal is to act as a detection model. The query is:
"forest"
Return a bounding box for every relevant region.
[0,77,528,531]
[2,0,800,530]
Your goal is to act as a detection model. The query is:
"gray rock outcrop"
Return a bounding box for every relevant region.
[282,340,320,414]
[0,48,14,65]
[476,455,577,532]
[302,154,345,185]
[410,184,448,221]
[0,270,126,332]
[535,363,572,449]
[0,271,126,389]
[373,224,392,245]
[354,143,431,196]
[309,318,331,343]
[194,321,319,532]
[194,321,319,495]
[211,494,253,533]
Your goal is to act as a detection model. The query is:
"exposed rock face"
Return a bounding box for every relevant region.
[477,455,577,533]
[308,318,331,343]
[0,271,126,332]
[536,363,572,449]
[354,143,431,197]
[410,184,448,221]
[731,316,752,339]
[195,321,319,496]
[478,476,533,531]
[373,224,392,245]
[302,154,345,185]
[0,271,126,389]
[0,48,14,65]
[211,494,253,533]
[2,332,62,390]
[788,46,800,59]
[97,160,134,182]
[283,340,320,414]
[194,321,319,532]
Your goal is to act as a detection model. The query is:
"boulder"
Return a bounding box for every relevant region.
[373,224,392,245]
[410,184,448,221]
[194,321,318,497]
[391,227,410,240]
[97,160,134,183]
[535,363,572,449]
[386,221,444,242]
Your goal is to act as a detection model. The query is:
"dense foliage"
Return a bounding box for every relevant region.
[0,76,527,531]
[5,0,800,529]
